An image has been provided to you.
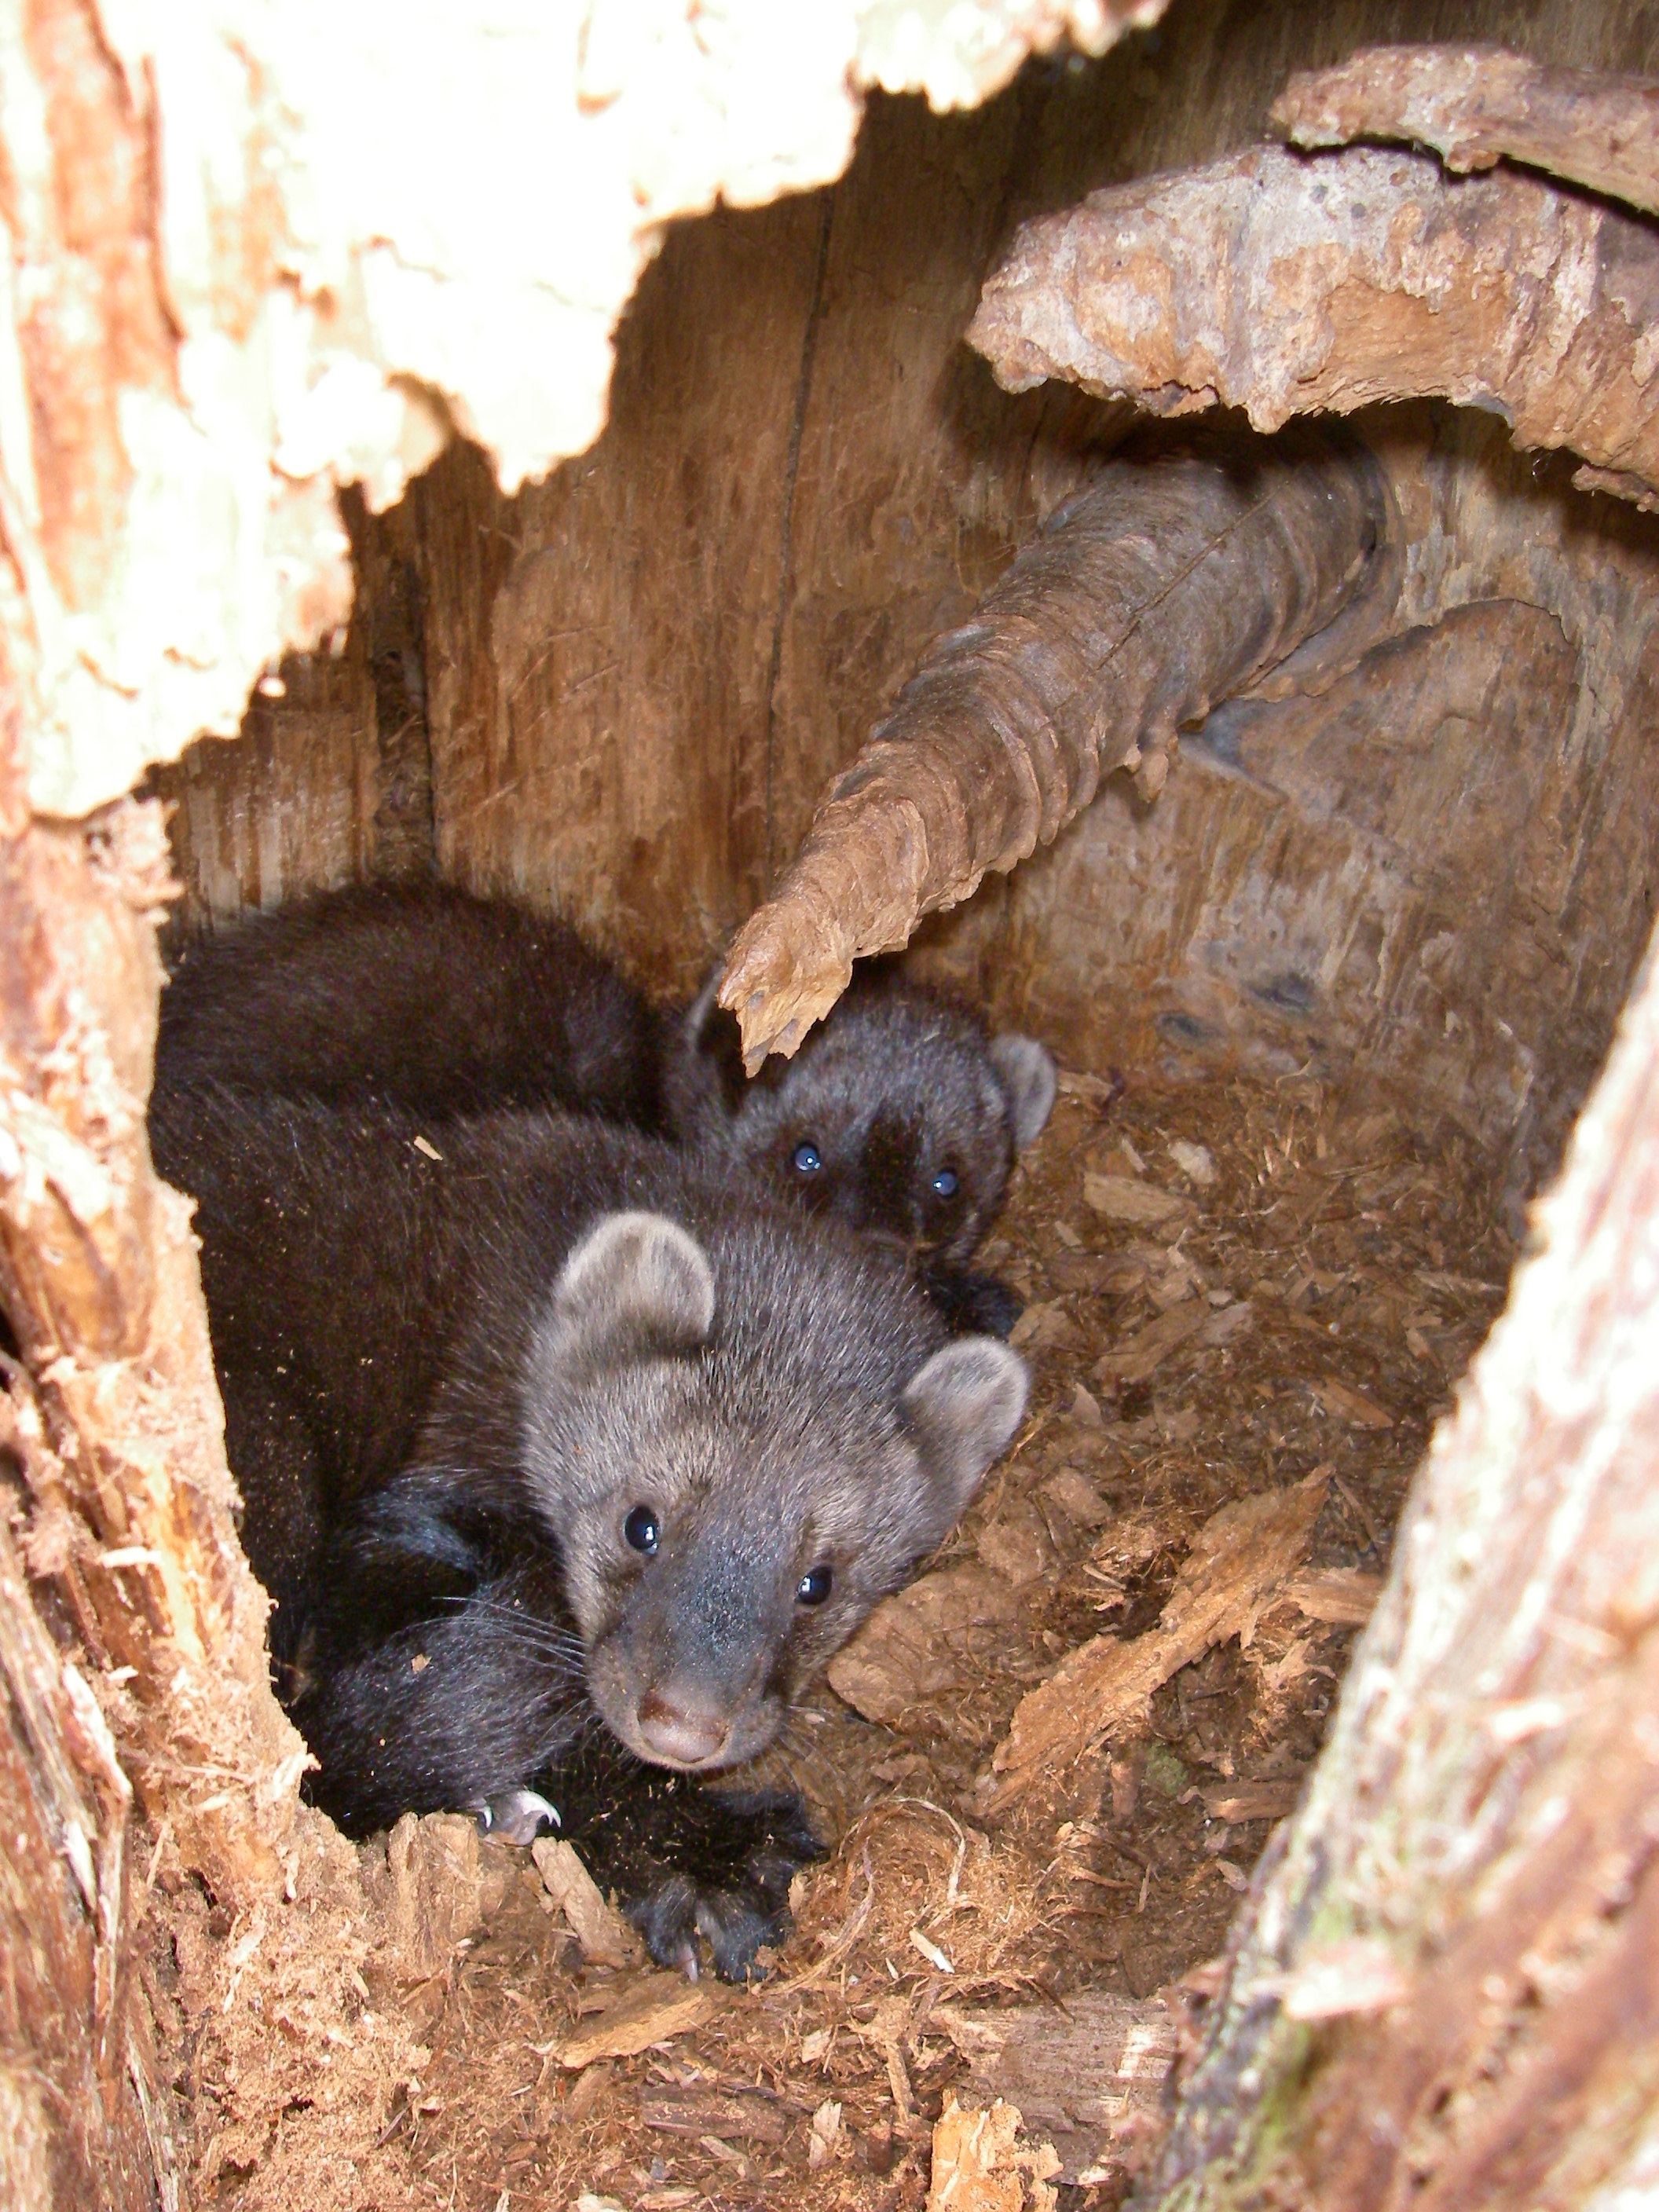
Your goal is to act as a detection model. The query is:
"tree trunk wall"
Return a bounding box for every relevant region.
[153,0,1659,1206]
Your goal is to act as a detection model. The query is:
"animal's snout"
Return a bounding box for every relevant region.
[634,1688,731,1768]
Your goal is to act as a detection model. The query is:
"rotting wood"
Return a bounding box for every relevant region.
[980,1474,1327,1812]
[1272,45,1659,216]
[926,2094,1062,2212]
[0,733,304,1903]
[555,1972,719,2070]
[935,1992,1177,2187]
[969,144,1659,515]
[1147,932,1659,2209]
[718,444,1386,1068]
[0,1483,156,2210]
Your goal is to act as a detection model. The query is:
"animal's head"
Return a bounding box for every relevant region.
[521,1210,1026,1773]
[665,969,1056,1268]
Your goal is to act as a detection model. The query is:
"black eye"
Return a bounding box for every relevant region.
[624,1506,660,1555]
[931,1166,960,1199]
[792,1141,823,1175]
[797,1564,833,1606]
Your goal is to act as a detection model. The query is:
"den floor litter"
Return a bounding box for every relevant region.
[143,1064,1514,2211]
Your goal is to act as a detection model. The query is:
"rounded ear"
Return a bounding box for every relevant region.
[988,1032,1057,1152]
[552,1212,715,1361]
[901,1336,1028,1528]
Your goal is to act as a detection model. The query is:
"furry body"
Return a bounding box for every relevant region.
[152,1090,1024,1974]
[159,884,1055,1333]
[158,882,665,1127]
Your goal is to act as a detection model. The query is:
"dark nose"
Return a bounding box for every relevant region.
[855,1111,922,1240]
[635,1689,730,1767]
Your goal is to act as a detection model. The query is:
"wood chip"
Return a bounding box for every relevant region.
[532,1838,644,1968]
[1008,1298,1085,1352]
[555,1974,716,2068]
[934,1995,1176,2188]
[827,1566,1019,1726]
[1284,1568,1384,1625]
[1097,1298,1209,1384]
[1166,1140,1217,1186]
[983,1475,1327,1808]
[1200,1780,1302,1824]
[927,2095,1062,2212]
[639,2086,789,2144]
[1309,1377,1394,1428]
[808,2098,843,2169]
[1083,1172,1194,1228]
[1049,1251,1147,1296]
[1042,1467,1111,1530]
[976,1504,1054,1588]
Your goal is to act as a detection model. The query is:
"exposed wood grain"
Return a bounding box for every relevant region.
[0,707,303,1905]
[970,143,1659,502]
[1273,44,1659,215]
[719,446,1386,1068]
[936,1993,1177,2187]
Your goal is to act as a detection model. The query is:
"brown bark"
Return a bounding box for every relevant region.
[968,145,1659,511]
[1145,928,1659,2209]
[717,443,1386,1068]
[1272,44,1659,217]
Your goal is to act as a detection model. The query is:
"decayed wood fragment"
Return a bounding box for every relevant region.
[555,1973,718,2069]
[927,2095,1062,2212]
[0,760,305,1905]
[1149,932,1659,2209]
[969,146,1659,515]
[982,1474,1326,1811]
[719,446,1384,1066]
[1273,45,1659,217]
[936,1994,1177,2187]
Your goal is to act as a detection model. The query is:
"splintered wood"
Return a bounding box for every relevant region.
[970,144,1659,510]
[936,1993,1177,2187]
[982,1476,1328,1811]
[717,446,1384,1068]
[926,2097,1060,2212]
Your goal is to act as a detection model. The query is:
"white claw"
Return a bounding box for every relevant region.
[480,1788,560,1845]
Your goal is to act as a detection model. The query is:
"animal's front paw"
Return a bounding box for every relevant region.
[472,1787,560,1844]
[624,1788,822,1983]
[923,1264,1023,1340]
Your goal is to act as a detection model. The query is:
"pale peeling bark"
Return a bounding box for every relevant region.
[718,443,1385,1068]
[1146,929,1659,2212]
[969,146,1659,513]
[1272,44,1659,217]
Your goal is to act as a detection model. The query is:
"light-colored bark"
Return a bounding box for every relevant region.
[0,0,1168,823]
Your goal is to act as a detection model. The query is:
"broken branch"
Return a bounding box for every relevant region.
[719,445,1384,1067]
